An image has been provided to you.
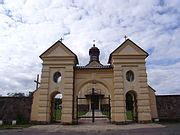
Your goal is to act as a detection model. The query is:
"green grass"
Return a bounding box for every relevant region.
[126,110,133,120]
[102,111,110,117]
[0,124,31,130]
[78,111,88,117]
[53,108,62,120]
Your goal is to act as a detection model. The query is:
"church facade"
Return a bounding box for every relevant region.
[30,39,158,124]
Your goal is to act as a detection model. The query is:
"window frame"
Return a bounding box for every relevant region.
[53,72,62,83]
[126,70,134,82]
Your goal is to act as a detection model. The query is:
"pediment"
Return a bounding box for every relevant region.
[112,39,148,56]
[85,61,103,68]
[40,41,78,64]
[108,39,148,63]
[40,41,75,57]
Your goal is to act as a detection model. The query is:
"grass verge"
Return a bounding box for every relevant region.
[0,124,31,130]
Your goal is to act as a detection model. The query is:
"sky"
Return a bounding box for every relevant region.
[0,0,180,96]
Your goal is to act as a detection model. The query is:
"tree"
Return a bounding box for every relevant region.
[7,92,25,97]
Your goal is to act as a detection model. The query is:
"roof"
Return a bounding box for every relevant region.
[148,85,156,92]
[39,40,79,64]
[76,59,113,70]
[85,60,103,67]
[108,39,149,64]
[76,65,113,70]
[156,95,180,97]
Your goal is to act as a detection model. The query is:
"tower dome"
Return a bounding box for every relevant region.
[89,44,100,63]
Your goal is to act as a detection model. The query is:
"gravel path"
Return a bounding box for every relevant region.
[1,123,180,135]
[28,122,165,132]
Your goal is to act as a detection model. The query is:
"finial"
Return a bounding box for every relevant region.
[124,35,127,41]
[60,37,63,42]
[93,40,95,47]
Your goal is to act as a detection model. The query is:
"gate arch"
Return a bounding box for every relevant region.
[50,91,62,122]
[125,90,138,121]
[76,79,112,123]
[76,79,112,95]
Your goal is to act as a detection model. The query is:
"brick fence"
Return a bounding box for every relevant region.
[156,95,180,120]
[0,96,32,124]
[0,95,180,123]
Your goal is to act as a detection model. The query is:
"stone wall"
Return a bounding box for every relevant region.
[156,95,180,120]
[1,95,180,123]
[0,97,32,124]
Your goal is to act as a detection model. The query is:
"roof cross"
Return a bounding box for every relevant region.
[34,74,40,90]
[124,35,127,40]
[60,37,63,42]
[93,40,95,47]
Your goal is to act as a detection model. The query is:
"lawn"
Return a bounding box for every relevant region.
[126,110,133,120]
[79,110,133,120]
[53,108,61,120]
[53,109,88,119]
[0,124,31,130]
[101,110,134,120]
[102,111,110,117]
[78,111,88,117]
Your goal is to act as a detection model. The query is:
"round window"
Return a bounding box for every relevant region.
[126,70,134,82]
[53,72,62,83]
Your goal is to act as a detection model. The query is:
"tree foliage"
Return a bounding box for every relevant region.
[7,92,25,97]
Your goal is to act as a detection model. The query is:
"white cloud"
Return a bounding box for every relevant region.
[0,0,180,95]
[147,62,180,95]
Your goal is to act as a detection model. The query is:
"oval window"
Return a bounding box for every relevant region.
[126,70,134,82]
[53,72,62,83]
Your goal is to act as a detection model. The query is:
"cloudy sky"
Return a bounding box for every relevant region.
[0,0,180,96]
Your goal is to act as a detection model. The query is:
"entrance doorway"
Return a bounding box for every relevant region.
[51,92,62,122]
[76,88,111,123]
[85,93,104,111]
[126,91,137,121]
[92,95,99,110]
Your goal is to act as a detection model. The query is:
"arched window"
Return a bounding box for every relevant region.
[126,70,134,82]
[53,72,62,83]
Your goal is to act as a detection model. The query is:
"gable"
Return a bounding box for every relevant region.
[116,44,140,55]
[40,41,79,64]
[85,61,103,68]
[46,43,72,57]
[108,39,148,63]
[112,39,148,56]
[148,85,156,92]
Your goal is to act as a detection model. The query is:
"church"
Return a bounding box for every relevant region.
[30,38,158,124]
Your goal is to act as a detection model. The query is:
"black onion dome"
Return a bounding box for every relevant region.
[89,44,100,63]
[89,44,100,54]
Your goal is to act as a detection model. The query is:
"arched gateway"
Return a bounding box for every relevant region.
[30,39,158,124]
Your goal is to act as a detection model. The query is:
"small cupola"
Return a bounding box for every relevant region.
[89,44,100,63]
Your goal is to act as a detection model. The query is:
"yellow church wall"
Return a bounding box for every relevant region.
[75,69,114,95]
[31,39,158,124]
[73,69,114,120]
[31,56,76,124]
[30,42,77,124]
[111,57,152,122]
[149,86,158,119]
